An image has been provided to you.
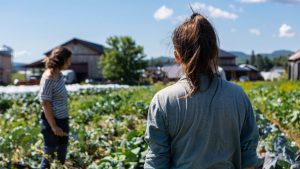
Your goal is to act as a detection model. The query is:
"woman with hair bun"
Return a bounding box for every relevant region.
[144,13,259,169]
[38,46,72,169]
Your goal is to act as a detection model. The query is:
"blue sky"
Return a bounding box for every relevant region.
[0,0,299,63]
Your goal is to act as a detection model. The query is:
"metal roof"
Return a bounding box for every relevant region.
[25,38,104,68]
[45,38,104,56]
[24,59,44,68]
[239,64,259,72]
[0,51,12,57]
[288,50,300,61]
[221,65,248,71]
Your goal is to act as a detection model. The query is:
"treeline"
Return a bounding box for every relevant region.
[246,50,288,71]
[147,57,175,67]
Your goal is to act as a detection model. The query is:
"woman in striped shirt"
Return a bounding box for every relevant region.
[38,47,72,169]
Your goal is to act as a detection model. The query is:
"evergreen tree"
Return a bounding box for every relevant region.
[263,57,274,71]
[255,54,264,71]
[250,50,256,66]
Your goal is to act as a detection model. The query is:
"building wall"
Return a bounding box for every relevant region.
[0,55,12,84]
[289,61,300,80]
[64,43,102,79]
[219,58,235,66]
[298,62,300,80]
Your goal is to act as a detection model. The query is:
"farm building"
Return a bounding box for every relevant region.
[288,50,300,80]
[0,46,13,85]
[218,49,249,81]
[145,49,253,81]
[25,38,104,82]
[239,64,263,81]
[261,66,286,81]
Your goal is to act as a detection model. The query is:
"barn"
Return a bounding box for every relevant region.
[288,50,300,80]
[158,49,249,81]
[218,49,248,81]
[25,38,104,82]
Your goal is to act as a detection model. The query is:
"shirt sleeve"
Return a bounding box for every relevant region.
[144,94,170,169]
[240,92,259,168]
[39,78,54,102]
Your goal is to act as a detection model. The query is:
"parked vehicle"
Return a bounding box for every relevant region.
[61,69,77,84]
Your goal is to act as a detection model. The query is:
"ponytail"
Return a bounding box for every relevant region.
[172,13,219,97]
[43,47,72,73]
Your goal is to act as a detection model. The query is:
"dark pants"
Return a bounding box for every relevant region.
[40,112,69,169]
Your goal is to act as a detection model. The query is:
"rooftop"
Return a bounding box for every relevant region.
[288,50,300,61]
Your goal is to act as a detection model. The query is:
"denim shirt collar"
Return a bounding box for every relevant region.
[179,73,220,91]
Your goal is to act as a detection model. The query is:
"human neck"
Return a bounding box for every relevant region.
[47,68,61,77]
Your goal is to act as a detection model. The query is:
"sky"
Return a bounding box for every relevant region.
[0,0,299,64]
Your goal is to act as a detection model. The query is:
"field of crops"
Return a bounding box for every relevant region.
[238,81,300,148]
[0,81,299,169]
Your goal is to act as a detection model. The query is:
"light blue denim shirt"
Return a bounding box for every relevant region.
[144,75,259,169]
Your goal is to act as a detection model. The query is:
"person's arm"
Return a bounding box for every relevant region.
[40,78,65,136]
[144,95,170,169]
[42,100,65,136]
[240,93,259,169]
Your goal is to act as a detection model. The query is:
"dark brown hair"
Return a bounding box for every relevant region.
[172,13,219,97]
[43,46,72,72]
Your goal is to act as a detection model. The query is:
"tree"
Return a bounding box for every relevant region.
[250,50,256,66]
[263,56,273,71]
[100,36,147,85]
[255,54,264,71]
[273,56,288,68]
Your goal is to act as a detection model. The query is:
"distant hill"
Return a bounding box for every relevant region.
[148,56,175,66]
[229,51,249,58]
[269,50,294,57]
[229,50,294,64]
[12,62,26,71]
[148,50,294,66]
[229,51,249,64]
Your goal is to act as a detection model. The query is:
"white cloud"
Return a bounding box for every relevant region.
[240,0,300,4]
[240,0,267,3]
[249,28,261,36]
[14,50,31,58]
[191,2,238,20]
[274,0,300,4]
[279,24,296,38]
[154,5,174,21]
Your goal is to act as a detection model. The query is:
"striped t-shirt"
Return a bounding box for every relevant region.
[38,73,68,119]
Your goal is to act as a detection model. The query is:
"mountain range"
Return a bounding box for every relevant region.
[230,50,294,64]
[230,49,294,58]
[13,50,295,70]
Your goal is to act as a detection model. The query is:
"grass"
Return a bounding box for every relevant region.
[11,73,26,82]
